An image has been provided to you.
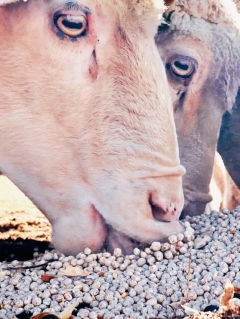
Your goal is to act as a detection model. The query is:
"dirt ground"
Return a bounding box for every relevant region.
[0,175,52,262]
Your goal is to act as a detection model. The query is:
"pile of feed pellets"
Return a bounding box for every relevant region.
[1,207,240,319]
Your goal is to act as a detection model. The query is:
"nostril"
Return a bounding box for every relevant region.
[149,193,179,222]
[149,195,167,222]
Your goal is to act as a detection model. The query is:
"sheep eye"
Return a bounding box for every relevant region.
[55,14,87,38]
[169,58,195,78]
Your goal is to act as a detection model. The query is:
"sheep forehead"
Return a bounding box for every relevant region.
[167,0,240,31]
[97,0,166,26]
[0,0,166,15]
[110,0,166,15]
[0,0,166,34]
[166,10,240,72]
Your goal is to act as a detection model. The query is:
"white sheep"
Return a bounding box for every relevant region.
[0,0,185,255]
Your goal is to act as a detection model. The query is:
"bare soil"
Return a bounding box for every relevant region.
[0,175,52,262]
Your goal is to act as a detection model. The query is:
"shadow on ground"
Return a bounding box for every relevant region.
[0,239,52,262]
[0,175,52,262]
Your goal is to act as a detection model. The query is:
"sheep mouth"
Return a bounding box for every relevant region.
[104,224,145,255]
[97,202,169,254]
[91,205,143,254]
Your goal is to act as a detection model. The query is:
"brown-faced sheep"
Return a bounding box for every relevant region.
[155,0,240,218]
[216,2,240,206]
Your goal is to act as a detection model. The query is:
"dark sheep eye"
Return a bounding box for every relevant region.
[55,14,87,38]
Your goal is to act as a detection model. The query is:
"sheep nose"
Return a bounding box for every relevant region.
[149,191,183,222]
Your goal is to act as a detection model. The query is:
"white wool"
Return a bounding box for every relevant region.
[167,0,240,31]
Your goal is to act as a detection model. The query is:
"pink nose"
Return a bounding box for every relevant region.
[149,192,183,222]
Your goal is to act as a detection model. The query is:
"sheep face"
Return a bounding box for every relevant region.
[218,90,240,190]
[156,7,240,218]
[218,2,240,190]
[0,0,185,255]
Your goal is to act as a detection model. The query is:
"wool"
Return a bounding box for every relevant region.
[168,0,240,31]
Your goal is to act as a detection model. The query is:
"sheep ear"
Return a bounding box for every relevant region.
[164,0,175,6]
[217,88,240,188]
[0,0,19,5]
